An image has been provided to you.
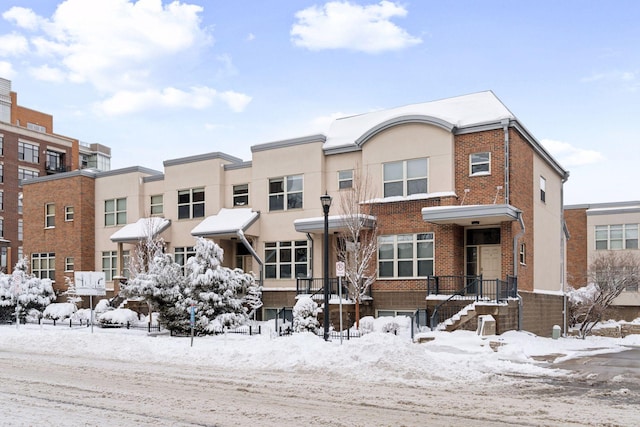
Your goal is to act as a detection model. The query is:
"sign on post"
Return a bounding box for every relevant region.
[336,262,345,344]
[74,272,107,296]
[336,261,345,277]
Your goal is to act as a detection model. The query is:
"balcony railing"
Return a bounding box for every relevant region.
[45,162,70,173]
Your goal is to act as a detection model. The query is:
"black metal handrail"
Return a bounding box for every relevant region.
[296,277,350,300]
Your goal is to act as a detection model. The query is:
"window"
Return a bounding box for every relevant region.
[338,170,353,189]
[65,257,74,272]
[0,164,3,183]
[17,194,21,214]
[46,150,64,172]
[540,176,546,203]
[378,233,434,278]
[102,251,117,281]
[32,253,55,280]
[0,217,3,237]
[0,191,3,210]
[178,188,205,219]
[175,246,196,273]
[27,122,46,133]
[470,152,491,175]
[595,224,638,250]
[0,135,3,155]
[45,203,55,228]
[269,175,303,211]
[519,243,526,265]
[18,141,39,163]
[383,158,428,197]
[18,167,38,184]
[150,195,163,216]
[105,198,126,226]
[233,184,249,206]
[122,250,130,279]
[65,206,74,221]
[264,240,309,279]
[18,219,23,241]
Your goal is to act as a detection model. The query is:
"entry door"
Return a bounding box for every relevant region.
[479,246,501,280]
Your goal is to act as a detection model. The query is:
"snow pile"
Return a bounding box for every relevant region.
[42,303,77,320]
[97,308,142,326]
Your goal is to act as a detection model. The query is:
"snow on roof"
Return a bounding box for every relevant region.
[324,91,514,150]
[109,217,171,243]
[191,208,259,237]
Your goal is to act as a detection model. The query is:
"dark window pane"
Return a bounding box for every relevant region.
[269,195,284,211]
[178,191,191,204]
[265,249,277,263]
[280,248,291,263]
[265,265,276,279]
[384,182,403,197]
[193,203,205,218]
[269,179,284,194]
[418,260,433,276]
[295,248,307,262]
[178,205,190,219]
[407,178,427,195]
[295,264,307,278]
[379,261,393,277]
[398,260,413,277]
[287,193,302,209]
[280,264,291,278]
[192,189,205,202]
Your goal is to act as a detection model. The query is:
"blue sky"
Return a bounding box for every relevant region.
[0,0,638,205]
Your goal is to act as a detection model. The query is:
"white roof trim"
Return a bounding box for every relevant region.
[191,208,260,237]
[422,204,521,226]
[294,214,376,233]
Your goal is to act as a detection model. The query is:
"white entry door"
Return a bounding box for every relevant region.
[480,246,501,280]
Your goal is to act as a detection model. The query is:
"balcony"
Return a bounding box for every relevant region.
[45,162,70,174]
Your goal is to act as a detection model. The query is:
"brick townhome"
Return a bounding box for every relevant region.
[23,91,569,336]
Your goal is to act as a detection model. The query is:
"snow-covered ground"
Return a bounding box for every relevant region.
[1,321,639,426]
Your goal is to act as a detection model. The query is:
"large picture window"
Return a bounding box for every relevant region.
[595,224,638,250]
[18,141,39,163]
[105,198,127,226]
[32,252,55,280]
[383,158,428,197]
[264,240,308,279]
[178,188,205,219]
[269,175,303,211]
[378,233,434,278]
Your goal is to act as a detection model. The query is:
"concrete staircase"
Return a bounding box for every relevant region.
[442,303,478,332]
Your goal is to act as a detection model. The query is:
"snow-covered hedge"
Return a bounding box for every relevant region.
[358,315,410,335]
[43,303,77,321]
[97,308,141,327]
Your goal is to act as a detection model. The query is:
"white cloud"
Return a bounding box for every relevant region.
[0,61,15,78]
[541,139,605,167]
[291,1,421,53]
[0,33,29,56]
[28,64,66,82]
[246,33,255,42]
[2,6,43,30]
[95,86,251,116]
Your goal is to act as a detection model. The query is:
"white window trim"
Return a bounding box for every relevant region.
[177,188,205,219]
[104,198,127,226]
[150,194,163,216]
[45,203,55,228]
[65,206,74,222]
[268,175,303,211]
[264,240,309,279]
[233,184,249,206]
[378,233,435,278]
[595,224,639,250]
[469,152,491,176]
[338,170,353,190]
[383,158,428,198]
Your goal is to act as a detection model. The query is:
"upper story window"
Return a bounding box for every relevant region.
[17,194,22,214]
[338,170,353,189]
[32,252,55,281]
[470,152,491,176]
[178,188,205,219]
[105,198,127,226]
[0,163,3,183]
[65,257,74,272]
[383,158,428,198]
[269,175,303,211]
[18,167,38,185]
[0,191,3,210]
[233,184,249,206]
[18,141,39,164]
[65,206,74,221]
[27,122,46,133]
[46,150,64,172]
[150,194,163,216]
[0,135,3,155]
[264,240,309,279]
[0,217,3,237]
[18,219,23,241]
[595,224,638,250]
[378,233,434,278]
[45,203,55,228]
[540,176,546,203]
[101,251,117,281]
[519,243,526,265]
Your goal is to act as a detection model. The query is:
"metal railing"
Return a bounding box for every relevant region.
[296,277,350,300]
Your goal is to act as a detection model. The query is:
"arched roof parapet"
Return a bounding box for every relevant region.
[355,114,455,147]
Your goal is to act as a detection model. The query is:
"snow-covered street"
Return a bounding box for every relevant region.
[1,324,639,426]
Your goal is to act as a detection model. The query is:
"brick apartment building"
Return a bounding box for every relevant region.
[23,91,569,336]
[0,77,110,272]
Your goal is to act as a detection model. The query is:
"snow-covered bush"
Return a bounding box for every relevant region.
[0,257,55,321]
[94,299,112,315]
[292,296,320,333]
[358,315,409,335]
[43,303,77,321]
[97,308,141,327]
[358,316,375,334]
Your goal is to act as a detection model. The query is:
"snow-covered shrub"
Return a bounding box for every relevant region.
[358,316,375,334]
[292,296,320,333]
[43,303,77,321]
[97,308,141,327]
[94,299,112,315]
[358,315,409,335]
[0,257,55,321]
[73,308,92,323]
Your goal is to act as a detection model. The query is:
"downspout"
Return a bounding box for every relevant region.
[502,119,510,205]
[306,233,314,278]
[513,211,525,330]
[236,229,263,288]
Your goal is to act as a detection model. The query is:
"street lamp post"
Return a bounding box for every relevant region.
[320,193,332,341]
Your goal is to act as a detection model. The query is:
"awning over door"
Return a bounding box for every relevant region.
[110,217,171,243]
[421,204,521,226]
[191,208,259,238]
[294,214,376,233]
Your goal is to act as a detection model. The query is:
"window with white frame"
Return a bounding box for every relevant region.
[27,122,46,133]
[18,246,23,260]
[470,152,491,175]
[32,253,55,280]
[65,206,74,221]
[338,170,353,189]
[105,198,126,226]
[178,188,205,219]
[18,219,23,241]
[18,167,38,184]
[0,163,3,183]
[45,203,55,228]
[174,246,196,273]
[150,194,163,216]
[0,217,3,237]
[18,141,39,163]
[0,135,3,155]
[595,224,638,250]
[102,251,117,281]
[17,194,22,214]
[519,243,526,265]
[269,175,303,211]
[233,184,249,206]
[122,250,130,279]
[383,158,428,198]
[0,191,3,210]
[264,240,309,279]
[378,233,434,278]
[540,176,546,203]
[65,257,74,272]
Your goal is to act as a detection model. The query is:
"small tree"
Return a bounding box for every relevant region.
[293,296,320,333]
[63,276,83,306]
[569,251,640,338]
[243,275,263,320]
[1,257,56,321]
[335,167,378,328]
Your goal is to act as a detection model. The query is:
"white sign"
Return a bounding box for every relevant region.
[336,261,346,277]
[74,271,107,296]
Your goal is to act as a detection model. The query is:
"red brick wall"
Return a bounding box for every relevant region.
[564,207,588,288]
[23,174,95,294]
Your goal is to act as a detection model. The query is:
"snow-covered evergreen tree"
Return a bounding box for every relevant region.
[63,276,82,306]
[147,253,187,332]
[293,296,320,333]
[243,276,263,319]
[0,257,56,321]
[179,237,250,335]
